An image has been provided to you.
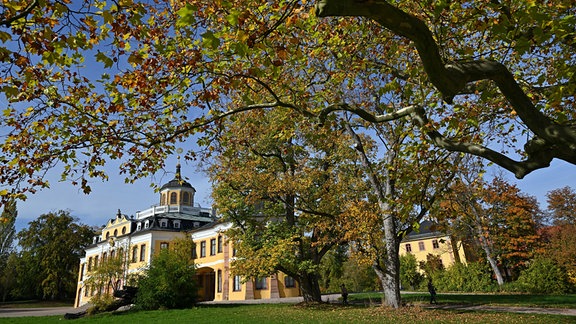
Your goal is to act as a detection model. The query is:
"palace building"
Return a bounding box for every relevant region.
[74,164,300,308]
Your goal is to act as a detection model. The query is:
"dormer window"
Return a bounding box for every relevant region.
[137,222,142,231]
[194,222,200,228]
[144,220,150,229]
[173,220,181,229]
[160,219,168,228]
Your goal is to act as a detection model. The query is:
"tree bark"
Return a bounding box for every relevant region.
[298,272,322,302]
[472,208,505,286]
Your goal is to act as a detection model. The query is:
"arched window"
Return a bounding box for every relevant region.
[113,229,118,236]
[161,193,166,205]
[182,192,190,204]
[105,232,110,240]
[170,192,177,204]
[122,226,126,235]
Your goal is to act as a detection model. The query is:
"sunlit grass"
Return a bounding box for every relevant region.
[1,301,574,324]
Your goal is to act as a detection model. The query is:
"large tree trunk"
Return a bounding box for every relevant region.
[345,123,403,308]
[298,272,322,302]
[378,202,402,308]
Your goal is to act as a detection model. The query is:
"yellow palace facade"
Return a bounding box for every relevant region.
[74,164,299,308]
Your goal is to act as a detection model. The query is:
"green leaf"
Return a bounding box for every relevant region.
[201,31,220,50]
[176,3,197,27]
[95,51,114,68]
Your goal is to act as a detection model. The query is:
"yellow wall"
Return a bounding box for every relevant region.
[193,230,300,302]
[399,235,466,270]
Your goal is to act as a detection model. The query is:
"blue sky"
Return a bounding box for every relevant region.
[15,156,574,232]
[15,157,214,231]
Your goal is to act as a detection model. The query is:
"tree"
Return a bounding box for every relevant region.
[83,243,128,302]
[135,237,196,310]
[341,115,460,307]
[540,224,576,285]
[0,200,16,301]
[315,0,576,178]
[546,186,576,225]
[1,0,574,207]
[0,199,16,257]
[207,108,364,302]
[437,174,542,285]
[17,210,94,300]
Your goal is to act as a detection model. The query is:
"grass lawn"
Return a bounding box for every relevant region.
[1,294,575,324]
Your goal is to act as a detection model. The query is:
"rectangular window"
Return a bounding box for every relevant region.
[160,242,169,250]
[284,276,295,288]
[217,235,223,253]
[217,270,222,293]
[192,244,197,259]
[87,257,92,271]
[200,241,206,258]
[233,275,242,291]
[255,277,268,290]
[210,239,216,256]
[432,239,439,249]
[94,256,99,269]
[418,241,425,251]
[140,244,146,262]
[405,243,412,252]
[132,246,138,263]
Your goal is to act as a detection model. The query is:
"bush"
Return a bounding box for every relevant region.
[430,262,497,292]
[136,243,197,310]
[400,253,423,290]
[87,293,121,315]
[515,258,574,294]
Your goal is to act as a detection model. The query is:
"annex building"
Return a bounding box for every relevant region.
[74,164,300,308]
[399,220,468,269]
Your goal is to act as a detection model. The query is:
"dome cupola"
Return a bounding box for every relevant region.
[159,163,196,206]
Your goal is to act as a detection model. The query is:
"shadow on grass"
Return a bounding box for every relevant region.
[349,292,576,308]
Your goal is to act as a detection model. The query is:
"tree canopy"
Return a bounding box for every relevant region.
[0,0,574,206]
[16,210,94,300]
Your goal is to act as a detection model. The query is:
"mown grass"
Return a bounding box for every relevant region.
[351,292,576,309]
[0,300,74,308]
[1,295,575,324]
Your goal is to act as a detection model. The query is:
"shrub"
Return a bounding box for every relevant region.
[87,293,120,315]
[135,239,197,310]
[431,262,497,292]
[400,253,423,290]
[515,258,574,294]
